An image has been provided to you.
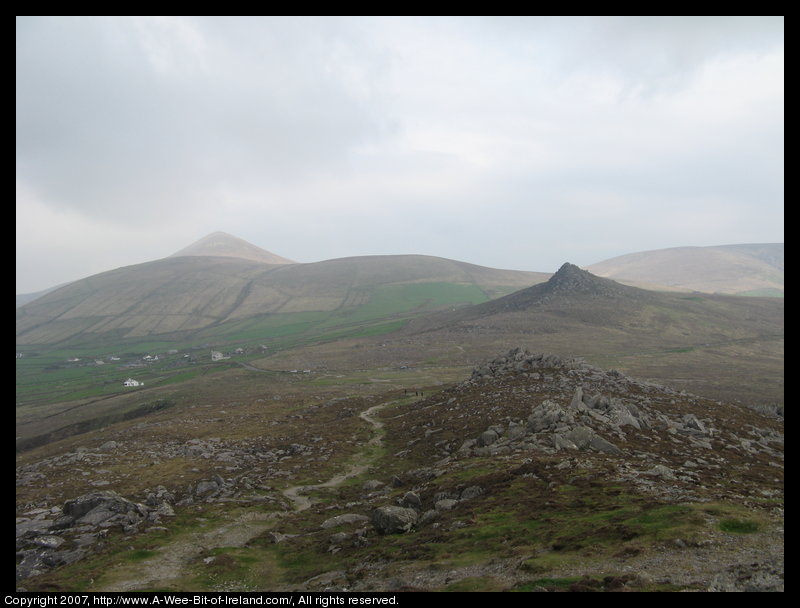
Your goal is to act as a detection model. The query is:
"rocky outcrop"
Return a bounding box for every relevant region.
[453,349,750,464]
[16,489,176,582]
[58,490,148,529]
[461,387,637,458]
[470,350,585,382]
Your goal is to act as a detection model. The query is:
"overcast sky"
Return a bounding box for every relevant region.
[16,16,784,293]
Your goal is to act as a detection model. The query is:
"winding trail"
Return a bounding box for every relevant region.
[98,399,391,592]
[281,402,387,511]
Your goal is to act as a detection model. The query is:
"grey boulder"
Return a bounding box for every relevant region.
[372,506,418,534]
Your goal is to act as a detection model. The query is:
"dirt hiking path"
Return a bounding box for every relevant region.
[98,400,391,592]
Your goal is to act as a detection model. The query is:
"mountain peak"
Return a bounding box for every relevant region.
[461,262,644,318]
[545,262,615,294]
[169,232,295,265]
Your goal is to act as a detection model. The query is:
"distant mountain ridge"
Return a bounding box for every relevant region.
[586,243,784,296]
[16,250,547,344]
[17,238,783,306]
[16,236,784,345]
[16,283,72,309]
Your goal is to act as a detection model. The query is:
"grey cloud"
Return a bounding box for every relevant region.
[16,16,387,221]
[475,16,784,95]
[16,17,783,293]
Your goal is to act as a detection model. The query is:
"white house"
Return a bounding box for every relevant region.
[123,378,141,387]
[211,351,229,361]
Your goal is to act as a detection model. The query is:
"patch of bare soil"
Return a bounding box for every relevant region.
[102,512,278,592]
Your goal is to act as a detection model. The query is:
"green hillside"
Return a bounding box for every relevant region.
[16,254,548,444]
[16,255,547,346]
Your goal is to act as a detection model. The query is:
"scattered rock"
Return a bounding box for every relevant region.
[645,465,676,480]
[460,486,484,500]
[194,480,219,496]
[30,535,65,550]
[708,558,784,592]
[552,433,579,451]
[372,506,418,534]
[268,531,298,544]
[303,570,348,589]
[419,510,438,526]
[682,413,708,435]
[477,429,500,447]
[506,422,527,441]
[399,491,422,509]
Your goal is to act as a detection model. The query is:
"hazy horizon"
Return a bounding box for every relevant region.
[15,233,784,297]
[17,17,784,293]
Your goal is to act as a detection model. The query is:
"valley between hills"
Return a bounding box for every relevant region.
[15,235,783,592]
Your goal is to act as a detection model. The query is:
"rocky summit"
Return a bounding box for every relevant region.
[543,262,627,295]
[462,263,653,317]
[16,347,783,592]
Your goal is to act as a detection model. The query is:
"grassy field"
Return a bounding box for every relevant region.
[16,281,495,418]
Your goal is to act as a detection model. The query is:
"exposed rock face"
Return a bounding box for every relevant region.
[59,491,148,528]
[463,382,645,458]
[16,489,176,583]
[470,350,584,381]
[528,399,576,433]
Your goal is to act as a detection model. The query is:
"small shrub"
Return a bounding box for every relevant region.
[124,549,158,561]
[718,518,759,534]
